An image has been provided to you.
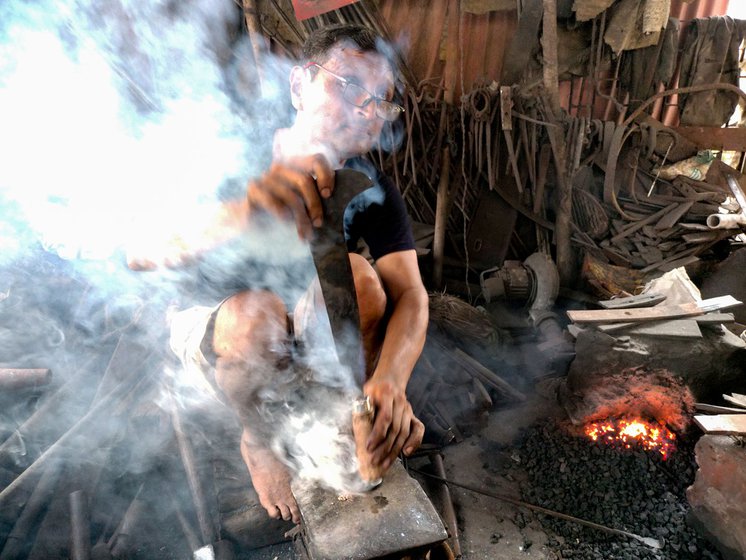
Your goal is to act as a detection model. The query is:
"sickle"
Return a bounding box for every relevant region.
[309,168,373,385]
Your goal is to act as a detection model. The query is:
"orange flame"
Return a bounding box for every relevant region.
[584,418,676,459]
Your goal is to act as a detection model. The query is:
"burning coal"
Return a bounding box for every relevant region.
[584,417,677,459]
[565,366,695,434]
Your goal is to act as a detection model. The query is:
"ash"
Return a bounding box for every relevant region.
[506,419,722,560]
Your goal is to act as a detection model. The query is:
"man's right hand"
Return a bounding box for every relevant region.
[246,154,335,240]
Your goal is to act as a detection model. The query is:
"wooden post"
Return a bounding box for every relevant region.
[242,0,268,96]
[541,0,560,115]
[431,0,460,289]
[542,0,573,285]
[433,147,451,289]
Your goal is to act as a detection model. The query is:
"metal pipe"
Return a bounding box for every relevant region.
[706,213,746,229]
[69,490,91,560]
[0,373,147,509]
[172,403,217,546]
[0,465,61,560]
[0,369,51,391]
[109,484,146,559]
[429,453,461,558]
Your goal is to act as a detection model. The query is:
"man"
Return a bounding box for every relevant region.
[129,24,427,525]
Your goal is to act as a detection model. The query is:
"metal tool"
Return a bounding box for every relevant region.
[413,470,663,550]
[308,168,373,385]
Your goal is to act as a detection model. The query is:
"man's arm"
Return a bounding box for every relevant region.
[126,198,250,270]
[126,154,335,271]
[363,248,428,470]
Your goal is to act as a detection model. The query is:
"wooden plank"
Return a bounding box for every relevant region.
[695,403,746,414]
[694,414,746,435]
[597,319,702,338]
[599,293,666,309]
[610,203,678,244]
[567,302,702,324]
[625,319,701,338]
[698,295,742,312]
[595,308,736,332]
[674,126,746,152]
[694,312,735,324]
[451,348,526,402]
[655,201,694,231]
[723,393,746,410]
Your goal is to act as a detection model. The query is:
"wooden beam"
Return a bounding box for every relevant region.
[724,393,746,410]
[597,319,702,338]
[694,414,746,435]
[673,126,746,152]
[567,302,703,324]
[694,403,746,414]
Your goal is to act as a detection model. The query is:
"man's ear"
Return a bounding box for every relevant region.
[289,66,305,110]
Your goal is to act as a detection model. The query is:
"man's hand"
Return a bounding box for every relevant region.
[246,154,335,240]
[363,374,425,471]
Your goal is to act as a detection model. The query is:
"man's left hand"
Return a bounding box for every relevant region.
[363,374,425,471]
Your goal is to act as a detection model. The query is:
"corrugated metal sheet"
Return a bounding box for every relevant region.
[378,0,732,113]
[671,0,728,21]
[379,1,516,96]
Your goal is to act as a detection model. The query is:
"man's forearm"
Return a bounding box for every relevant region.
[372,286,429,389]
[126,198,249,270]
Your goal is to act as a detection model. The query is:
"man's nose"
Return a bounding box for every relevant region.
[355,98,378,120]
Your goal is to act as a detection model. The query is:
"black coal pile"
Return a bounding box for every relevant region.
[509,419,722,560]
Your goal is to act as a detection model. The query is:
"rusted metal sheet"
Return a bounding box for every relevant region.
[573,0,616,21]
[675,126,746,152]
[379,0,516,97]
[463,0,514,13]
[501,0,543,85]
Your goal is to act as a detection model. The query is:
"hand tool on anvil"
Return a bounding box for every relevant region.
[308,168,372,386]
[308,169,384,485]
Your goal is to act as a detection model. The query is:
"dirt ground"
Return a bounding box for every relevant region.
[435,382,564,560]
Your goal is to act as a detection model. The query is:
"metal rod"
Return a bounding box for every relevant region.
[428,453,461,558]
[0,369,52,391]
[69,490,92,560]
[412,469,663,550]
[171,402,217,546]
[109,484,146,559]
[0,372,148,509]
[0,465,61,560]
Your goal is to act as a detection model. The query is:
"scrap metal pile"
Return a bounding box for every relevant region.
[0,250,248,560]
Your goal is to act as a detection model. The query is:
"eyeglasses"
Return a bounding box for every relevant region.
[304,62,404,122]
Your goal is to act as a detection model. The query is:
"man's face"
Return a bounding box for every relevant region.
[295,45,396,161]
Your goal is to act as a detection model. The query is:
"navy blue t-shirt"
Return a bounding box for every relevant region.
[343,157,415,260]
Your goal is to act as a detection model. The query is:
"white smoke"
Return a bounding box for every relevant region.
[0,0,284,264]
[0,0,388,514]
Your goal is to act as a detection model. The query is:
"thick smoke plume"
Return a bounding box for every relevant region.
[0,0,390,530]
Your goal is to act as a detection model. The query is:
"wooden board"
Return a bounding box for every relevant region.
[598,293,666,309]
[597,319,702,338]
[567,302,703,324]
[624,319,701,338]
[695,313,735,324]
[724,393,746,410]
[694,414,746,435]
[675,126,746,152]
[698,295,742,313]
[695,403,746,415]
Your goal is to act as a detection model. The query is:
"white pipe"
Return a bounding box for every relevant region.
[706,213,746,229]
